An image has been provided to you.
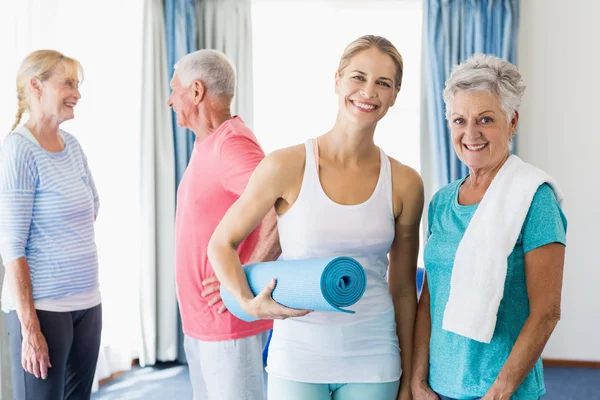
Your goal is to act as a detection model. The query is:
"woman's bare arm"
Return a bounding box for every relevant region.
[389,162,424,399]
[482,243,564,399]
[208,147,310,320]
[5,257,52,379]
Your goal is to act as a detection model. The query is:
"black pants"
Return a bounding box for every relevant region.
[6,304,102,400]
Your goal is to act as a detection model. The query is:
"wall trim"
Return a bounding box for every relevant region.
[543,359,600,368]
[98,359,140,387]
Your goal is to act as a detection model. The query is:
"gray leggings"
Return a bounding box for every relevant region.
[6,304,102,400]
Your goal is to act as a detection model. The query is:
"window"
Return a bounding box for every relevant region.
[251,0,423,172]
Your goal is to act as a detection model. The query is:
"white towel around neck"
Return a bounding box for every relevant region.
[442,155,564,343]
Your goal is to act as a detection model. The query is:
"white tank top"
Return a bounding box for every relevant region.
[266,140,401,384]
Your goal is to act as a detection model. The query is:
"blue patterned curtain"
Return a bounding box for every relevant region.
[165,0,198,186]
[164,0,198,364]
[424,0,520,189]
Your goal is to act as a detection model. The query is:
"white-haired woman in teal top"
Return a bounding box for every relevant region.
[412,54,567,400]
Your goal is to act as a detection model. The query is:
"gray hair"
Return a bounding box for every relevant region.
[443,54,526,126]
[174,49,236,101]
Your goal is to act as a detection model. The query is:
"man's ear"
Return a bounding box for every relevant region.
[192,80,206,104]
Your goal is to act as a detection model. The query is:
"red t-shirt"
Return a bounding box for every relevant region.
[175,116,273,341]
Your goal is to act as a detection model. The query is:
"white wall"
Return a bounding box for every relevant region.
[518,0,600,361]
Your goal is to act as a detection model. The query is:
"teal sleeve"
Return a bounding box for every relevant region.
[522,183,567,254]
[426,195,436,240]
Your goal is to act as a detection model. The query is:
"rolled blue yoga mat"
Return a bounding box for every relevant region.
[220,256,367,322]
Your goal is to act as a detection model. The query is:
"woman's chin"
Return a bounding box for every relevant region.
[61,111,75,122]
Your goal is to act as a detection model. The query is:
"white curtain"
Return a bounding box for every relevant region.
[197,0,255,128]
[139,0,178,366]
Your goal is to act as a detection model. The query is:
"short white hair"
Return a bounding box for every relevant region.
[174,49,236,101]
[443,53,526,125]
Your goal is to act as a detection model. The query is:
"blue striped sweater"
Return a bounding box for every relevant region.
[0,128,99,309]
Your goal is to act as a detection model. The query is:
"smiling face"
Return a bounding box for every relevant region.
[335,47,399,129]
[34,63,81,123]
[450,90,518,172]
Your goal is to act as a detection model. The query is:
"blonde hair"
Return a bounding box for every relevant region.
[338,35,404,89]
[11,50,84,132]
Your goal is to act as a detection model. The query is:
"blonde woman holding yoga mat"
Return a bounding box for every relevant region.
[209,35,424,400]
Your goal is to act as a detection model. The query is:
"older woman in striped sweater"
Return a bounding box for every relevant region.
[0,50,101,400]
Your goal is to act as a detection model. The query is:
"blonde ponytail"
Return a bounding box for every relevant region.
[10,89,27,133]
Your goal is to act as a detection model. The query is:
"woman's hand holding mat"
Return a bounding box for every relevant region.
[241,278,313,320]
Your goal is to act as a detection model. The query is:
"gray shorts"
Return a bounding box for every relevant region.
[184,331,270,400]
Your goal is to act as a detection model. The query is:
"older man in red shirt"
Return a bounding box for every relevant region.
[169,49,278,400]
